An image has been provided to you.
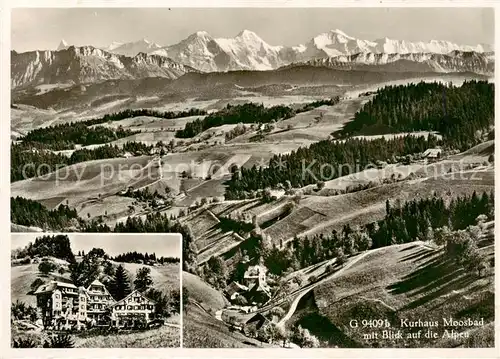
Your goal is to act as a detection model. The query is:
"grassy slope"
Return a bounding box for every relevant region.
[182,271,226,312]
[11,156,157,203]
[119,261,180,294]
[11,260,179,307]
[11,262,71,307]
[10,322,180,348]
[290,241,494,348]
[182,271,273,348]
[75,325,180,348]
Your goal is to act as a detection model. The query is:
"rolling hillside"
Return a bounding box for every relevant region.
[182,272,274,348]
[288,237,494,348]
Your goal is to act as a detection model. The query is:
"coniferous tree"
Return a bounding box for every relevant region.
[110,264,131,300]
[134,267,153,293]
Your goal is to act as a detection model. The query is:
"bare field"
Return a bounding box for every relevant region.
[227,97,369,146]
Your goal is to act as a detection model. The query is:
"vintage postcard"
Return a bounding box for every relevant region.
[10,233,181,348]
[8,5,496,353]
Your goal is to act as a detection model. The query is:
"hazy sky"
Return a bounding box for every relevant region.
[12,7,494,52]
[11,233,181,258]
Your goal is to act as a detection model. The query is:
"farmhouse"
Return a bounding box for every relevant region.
[243,265,267,288]
[109,290,156,328]
[33,279,155,330]
[224,281,249,301]
[242,313,271,337]
[422,148,442,162]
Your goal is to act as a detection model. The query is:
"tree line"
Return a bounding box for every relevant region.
[11,141,153,182]
[11,196,79,230]
[12,234,75,263]
[337,80,494,151]
[83,108,207,126]
[22,123,139,150]
[260,191,493,276]
[113,251,179,264]
[175,98,340,138]
[226,134,440,198]
[20,107,207,150]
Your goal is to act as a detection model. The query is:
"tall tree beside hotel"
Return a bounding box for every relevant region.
[134,267,153,293]
[109,264,131,300]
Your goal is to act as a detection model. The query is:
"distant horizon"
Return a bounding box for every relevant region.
[11,233,181,259]
[12,8,494,53]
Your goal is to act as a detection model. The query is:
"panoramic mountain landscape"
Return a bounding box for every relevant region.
[11,7,495,349]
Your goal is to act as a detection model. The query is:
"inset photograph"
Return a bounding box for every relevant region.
[11,233,181,348]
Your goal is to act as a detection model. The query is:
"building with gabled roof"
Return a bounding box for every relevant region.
[224,281,249,301]
[422,148,442,161]
[85,279,116,326]
[109,290,156,328]
[34,280,87,330]
[242,313,271,337]
[33,277,160,330]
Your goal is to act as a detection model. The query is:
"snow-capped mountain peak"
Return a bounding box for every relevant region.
[59,28,492,73]
[104,41,124,51]
[236,29,261,40]
[57,39,69,51]
[106,38,162,57]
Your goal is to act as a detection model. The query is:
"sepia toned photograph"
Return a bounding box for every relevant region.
[10,233,181,348]
[9,6,494,349]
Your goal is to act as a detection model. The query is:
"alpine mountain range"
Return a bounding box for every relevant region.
[12,28,494,88]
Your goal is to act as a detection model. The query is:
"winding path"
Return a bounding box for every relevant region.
[276,242,427,327]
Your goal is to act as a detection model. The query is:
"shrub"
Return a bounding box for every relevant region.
[44,334,74,348]
[12,338,37,348]
[38,261,56,275]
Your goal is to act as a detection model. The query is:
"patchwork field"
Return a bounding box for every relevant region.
[263,168,494,244]
[11,156,158,208]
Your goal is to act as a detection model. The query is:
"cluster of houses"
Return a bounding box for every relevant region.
[33,279,157,330]
[224,265,272,306]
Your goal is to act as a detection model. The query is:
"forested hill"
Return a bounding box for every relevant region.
[226,80,493,197]
[175,98,339,138]
[336,80,494,150]
[226,134,440,196]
